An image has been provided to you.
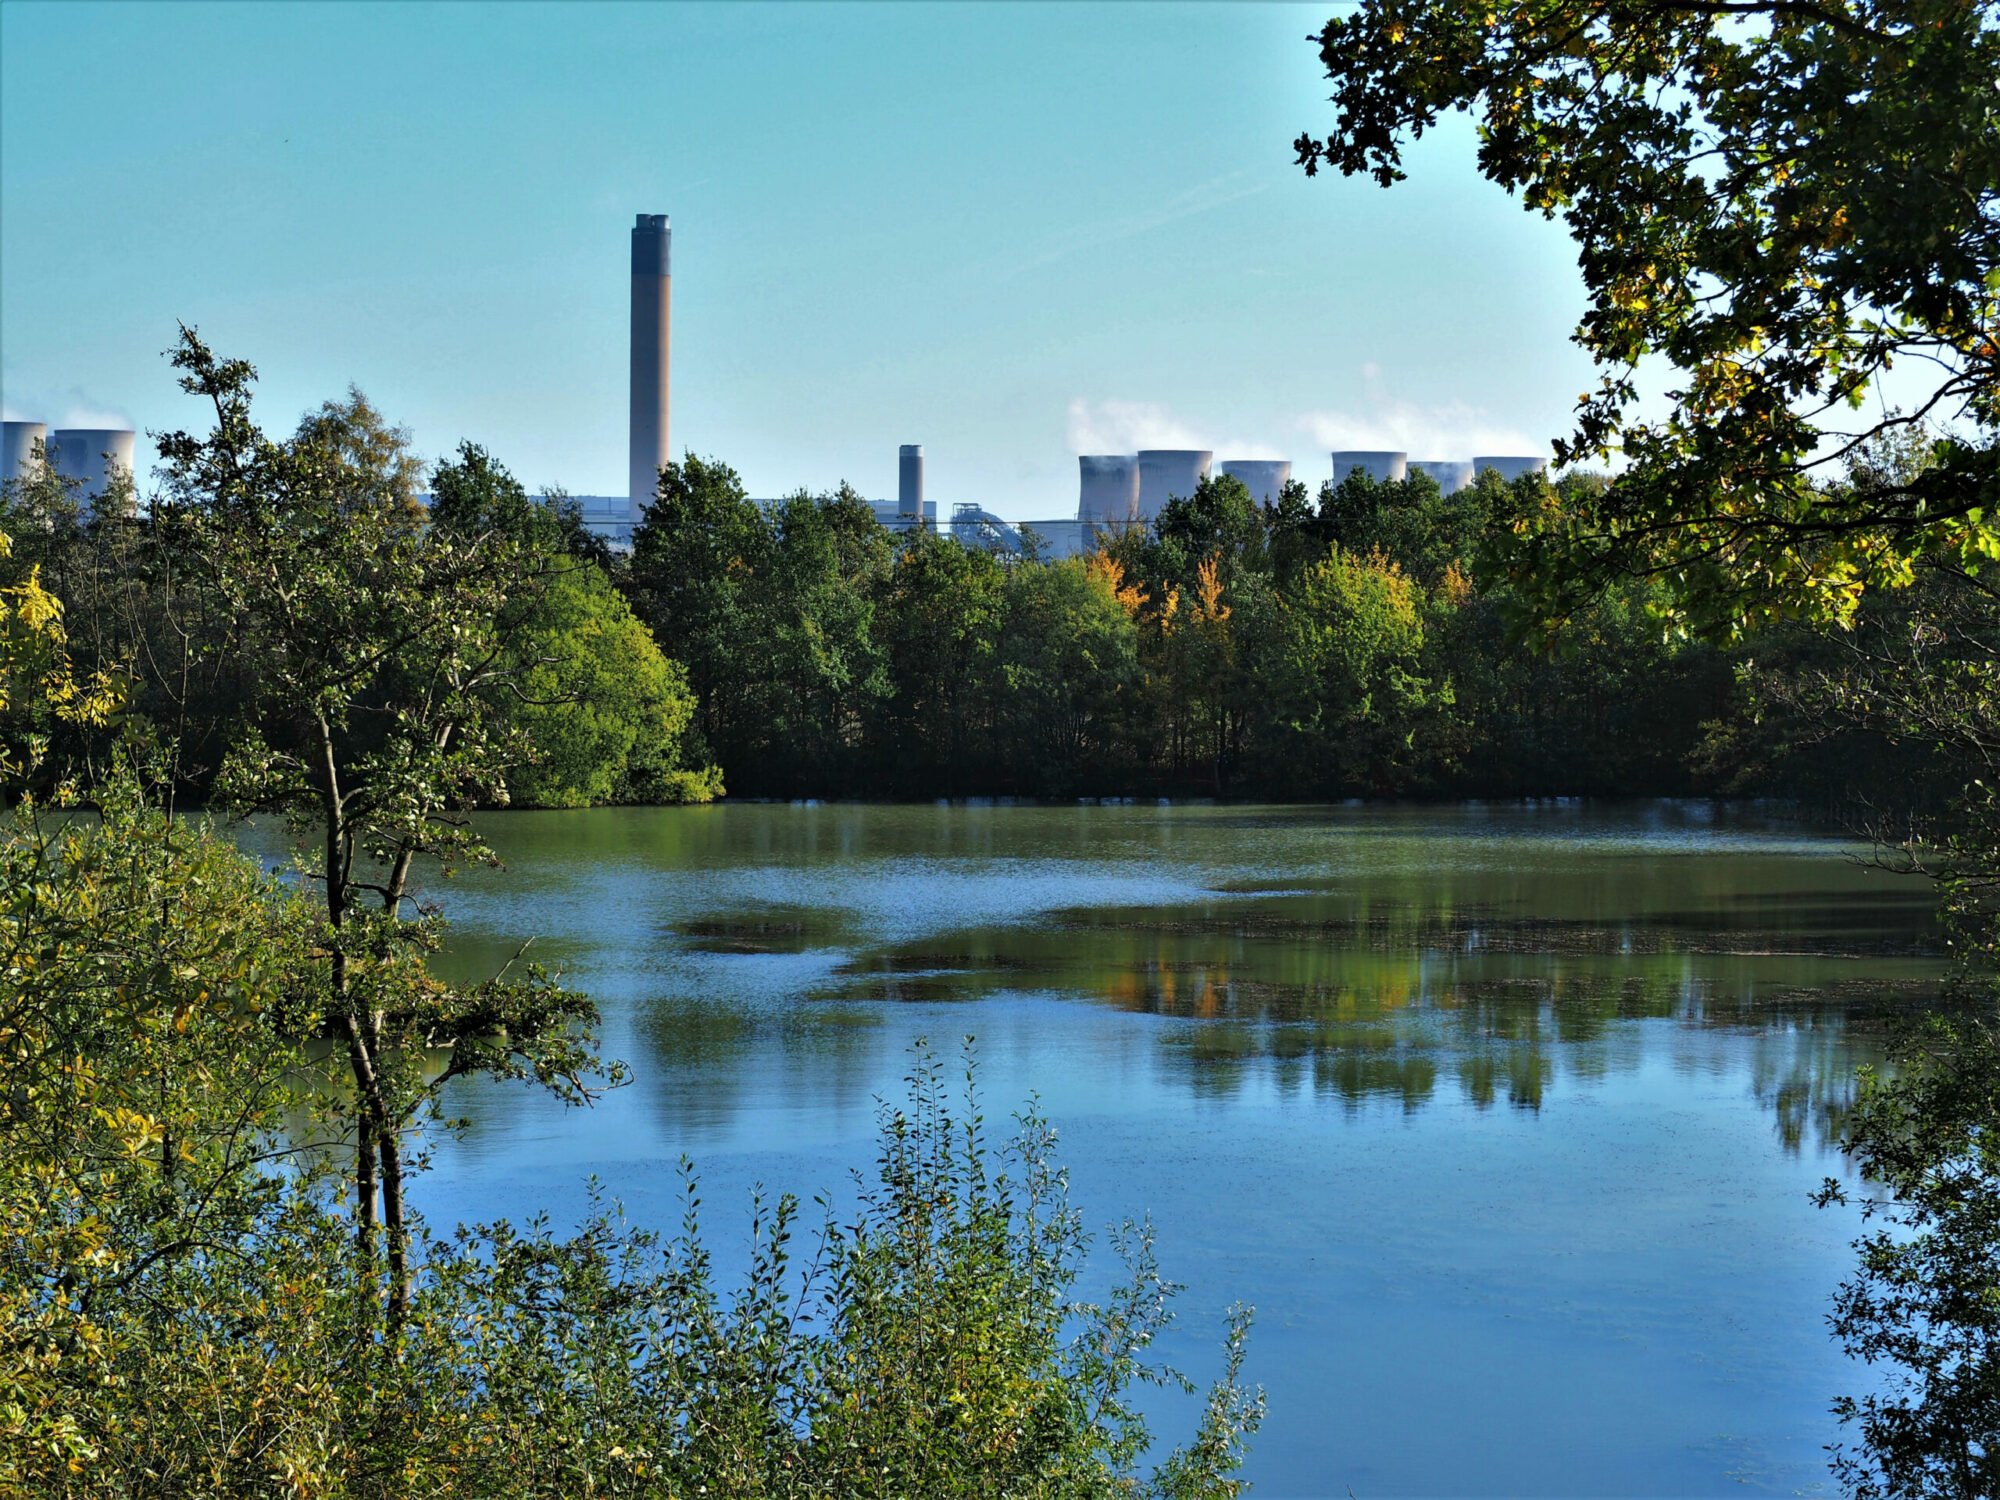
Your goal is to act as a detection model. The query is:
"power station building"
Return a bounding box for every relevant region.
[1,419,138,519]
[6,214,1552,559]
[629,213,671,526]
[1220,459,1292,506]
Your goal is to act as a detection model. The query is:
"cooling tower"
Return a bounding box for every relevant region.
[1077,455,1140,526]
[1219,459,1292,506]
[47,428,137,518]
[898,445,924,520]
[1472,455,1548,483]
[1409,459,1474,495]
[1330,450,1407,484]
[629,213,672,523]
[1135,449,1212,522]
[2,421,48,488]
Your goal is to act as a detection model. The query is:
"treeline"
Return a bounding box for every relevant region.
[7,397,1955,814]
[621,457,1947,809]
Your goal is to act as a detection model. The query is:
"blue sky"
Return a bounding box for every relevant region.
[2,1,1595,519]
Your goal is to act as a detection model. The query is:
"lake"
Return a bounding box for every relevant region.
[360,801,1939,1497]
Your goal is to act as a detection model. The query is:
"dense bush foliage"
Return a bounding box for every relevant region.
[1816,1016,2000,1500]
[4,901,1260,1498]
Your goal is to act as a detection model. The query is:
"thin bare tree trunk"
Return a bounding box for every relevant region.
[354,1096,377,1266]
[379,1127,409,1329]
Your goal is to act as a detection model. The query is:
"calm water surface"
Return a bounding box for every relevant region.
[353,802,1939,1497]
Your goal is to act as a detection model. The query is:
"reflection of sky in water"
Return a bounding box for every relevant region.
[234,803,1940,1497]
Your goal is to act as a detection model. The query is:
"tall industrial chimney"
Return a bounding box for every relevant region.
[898,444,924,521]
[629,213,671,523]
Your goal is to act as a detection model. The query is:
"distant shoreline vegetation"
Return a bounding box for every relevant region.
[0,389,1961,825]
[612,450,1954,819]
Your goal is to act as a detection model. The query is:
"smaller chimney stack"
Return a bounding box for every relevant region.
[898,444,924,521]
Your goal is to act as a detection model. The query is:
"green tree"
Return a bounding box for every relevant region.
[153,328,611,1327]
[1296,0,1999,636]
[994,554,1145,793]
[0,794,323,1484]
[500,562,716,807]
[1816,1016,2000,1500]
[429,443,717,807]
[626,455,770,771]
[1153,474,1267,590]
[752,486,892,795]
[1321,466,1496,588]
[0,439,242,800]
[431,439,612,569]
[1263,476,1324,590]
[0,527,121,780]
[294,384,429,520]
[1262,544,1432,794]
[869,531,1006,794]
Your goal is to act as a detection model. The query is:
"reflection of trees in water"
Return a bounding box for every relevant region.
[1149,967,1925,1144]
[811,893,1936,1144]
[1745,1011,1894,1155]
[632,992,895,1144]
[428,866,1938,1153]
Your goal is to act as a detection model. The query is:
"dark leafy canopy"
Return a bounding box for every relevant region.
[618,452,1763,800]
[1816,1016,2000,1500]
[1296,1,2000,635]
[431,438,614,569]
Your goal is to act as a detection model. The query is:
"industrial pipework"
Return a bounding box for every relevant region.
[950,502,1026,555]
[629,213,672,523]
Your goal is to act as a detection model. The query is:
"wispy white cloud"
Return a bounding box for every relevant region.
[1068,374,1540,467]
[56,403,136,431]
[0,389,134,431]
[1211,439,1289,461]
[1297,367,1542,460]
[1063,397,1289,461]
[1066,398,1202,454]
